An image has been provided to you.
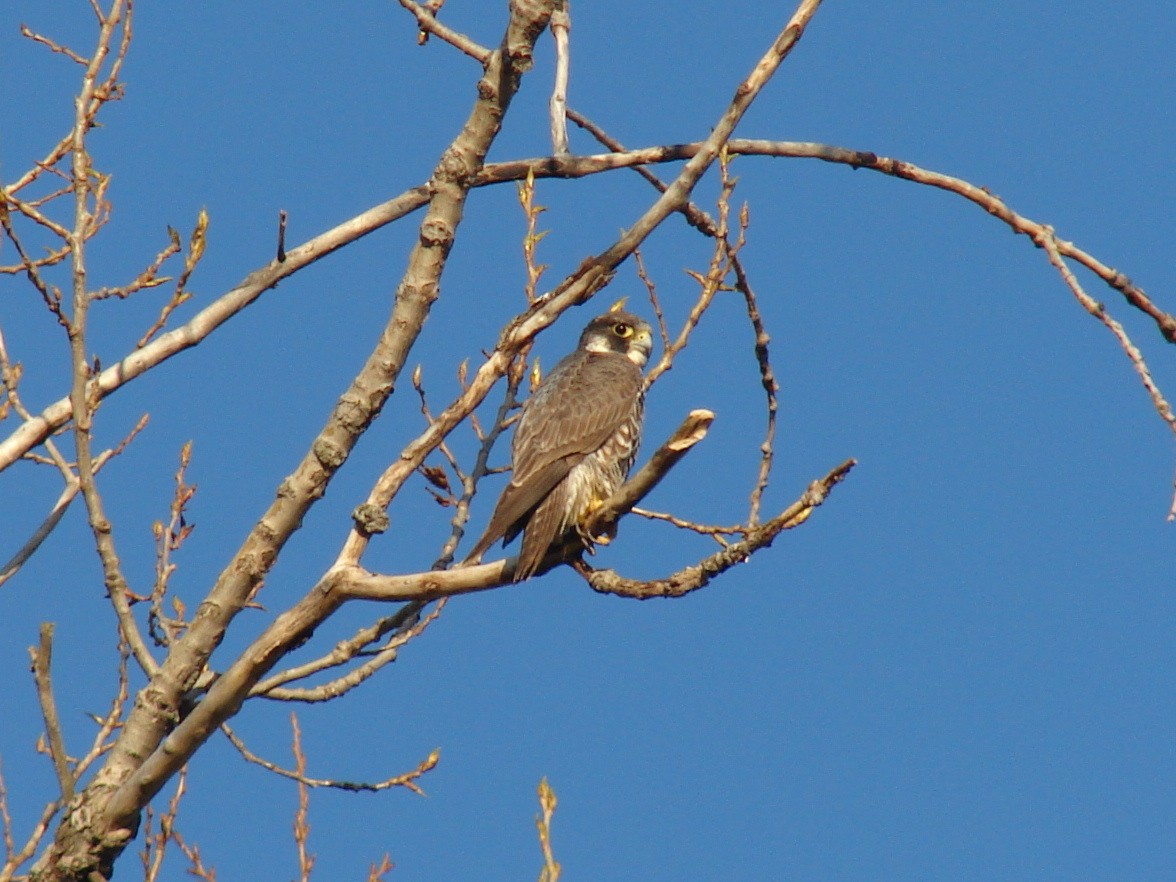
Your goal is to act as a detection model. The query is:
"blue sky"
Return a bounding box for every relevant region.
[2,2,1174,879]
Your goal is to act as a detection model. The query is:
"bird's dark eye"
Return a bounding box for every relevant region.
[613,322,632,337]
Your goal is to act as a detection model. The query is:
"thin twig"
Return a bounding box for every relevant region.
[221,721,440,796]
[0,758,14,860]
[19,23,88,65]
[292,714,315,882]
[729,210,778,526]
[644,151,739,387]
[629,506,745,541]
[632,249,671,351]
[366,854,394,882]
[536,777,561,882]
[75,637,131,780]
[0,414,147,588]
[397,0,491,63]
[0,797,61,882]
[251,600,445,700]
[135,209,207,348]
[1036,227,1176,519]
[148,440,198,646]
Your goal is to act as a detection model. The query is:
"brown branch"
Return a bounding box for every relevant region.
[96,5,558,854]
[576,458,857,599]
[20,122,1166,480]
[629,507,745,540]
[489,139,1176,341]
[60,0,159,688]
[1035,227,1176,519]
[0,182,431,471]
[250,600,445,700]
[585,409,715,536]
[291,715,314,882]
[221,720,439,796]
[0,414,147,588]
[397,0,491,62]
[30,624,74,802]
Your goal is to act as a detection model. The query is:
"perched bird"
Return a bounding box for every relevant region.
[466,306,654,581]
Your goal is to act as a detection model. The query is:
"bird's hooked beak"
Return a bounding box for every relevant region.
[629,326,654,367]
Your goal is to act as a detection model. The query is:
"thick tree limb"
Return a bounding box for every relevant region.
[37,4,559,880]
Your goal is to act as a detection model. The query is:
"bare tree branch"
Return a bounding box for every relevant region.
[1035,227,1176,518]
[251,600,445,701]
[576,458,857,599]
[88,5,560,863]
[0,414,146,588]
[536,777,561,882]
[221,718,439,795]
[548,1,571,154]
[8,134,1169,477]
[398,0,491,62]
[30,624,74,802]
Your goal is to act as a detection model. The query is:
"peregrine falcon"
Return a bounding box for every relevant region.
[466,307,654,581]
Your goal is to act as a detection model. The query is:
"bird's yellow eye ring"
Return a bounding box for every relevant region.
[613,322,632,337]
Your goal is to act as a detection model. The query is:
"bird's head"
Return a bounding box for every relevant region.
[579,308,654,367]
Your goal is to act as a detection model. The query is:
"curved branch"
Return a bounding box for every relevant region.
[577,458,857,599]
[221,722,439,794]
[12,132,1166,477]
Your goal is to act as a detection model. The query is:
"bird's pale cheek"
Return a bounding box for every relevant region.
[627,345,652,367]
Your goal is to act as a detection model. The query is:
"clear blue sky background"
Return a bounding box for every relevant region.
[2,2,1174,879]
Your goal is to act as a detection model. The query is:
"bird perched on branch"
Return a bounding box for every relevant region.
[466,304,654,581]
